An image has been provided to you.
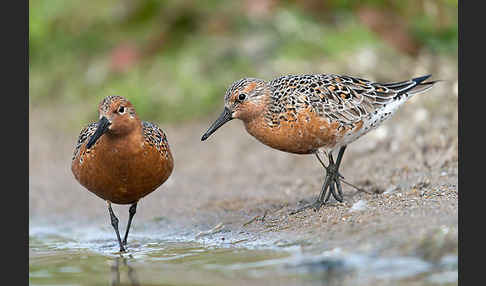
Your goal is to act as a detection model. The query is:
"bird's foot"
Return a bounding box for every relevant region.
[290,170,344,216]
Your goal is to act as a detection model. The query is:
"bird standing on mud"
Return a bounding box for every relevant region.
[201,74,437,214]
[71,95,174,252]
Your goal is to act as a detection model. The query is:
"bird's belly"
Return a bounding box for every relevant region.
[72,147,174,204]
[244,112,343,154]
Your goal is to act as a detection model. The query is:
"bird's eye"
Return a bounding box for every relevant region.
[238,93,247,101]
[118,106,125,114]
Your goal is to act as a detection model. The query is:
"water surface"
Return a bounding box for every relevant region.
[29,224,457,286]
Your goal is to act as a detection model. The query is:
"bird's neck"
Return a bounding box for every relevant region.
[103,121,145,154]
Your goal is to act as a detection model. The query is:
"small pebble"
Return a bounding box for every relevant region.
[384,186,397,194]
[349,200,367,212]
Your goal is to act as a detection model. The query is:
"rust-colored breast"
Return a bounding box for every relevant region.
[244,106,349,154]
[71,123,174,204]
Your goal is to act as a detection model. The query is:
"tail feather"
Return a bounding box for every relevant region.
[411,74,432,85]
[404,75,439,96]
[405,80,437,96]
[378,74,438,96]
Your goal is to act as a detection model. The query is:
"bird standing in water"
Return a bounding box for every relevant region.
[201,74,436,213]
[72,95,174,251]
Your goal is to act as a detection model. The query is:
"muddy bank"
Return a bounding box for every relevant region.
[30,65,457,286]
[30,75,457,253]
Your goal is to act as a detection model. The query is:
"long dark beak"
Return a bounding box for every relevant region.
[201,108,233,141]
[86,116,111,149]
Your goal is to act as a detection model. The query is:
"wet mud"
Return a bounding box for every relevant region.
[30,68,457,285]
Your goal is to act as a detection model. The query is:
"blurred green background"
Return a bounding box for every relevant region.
[29,0,457,125]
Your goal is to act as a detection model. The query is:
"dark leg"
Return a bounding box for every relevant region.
[319,146,347,203]
[333,145,347,201]
[290,146,348,215]
[123,202,138,246]
[318,166,333,202]
[316,153,343,203]
[107,201,126,252]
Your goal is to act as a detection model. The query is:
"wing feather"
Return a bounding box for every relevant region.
[267,74,436,127]
[72,122,97,160]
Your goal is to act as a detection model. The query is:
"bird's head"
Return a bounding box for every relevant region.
[201,78,268,141]
[87,95,139,148]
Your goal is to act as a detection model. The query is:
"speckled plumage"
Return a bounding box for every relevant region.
[142,121,171,159]
[73,120,171,162]
[72,122,97,161]
[202,73,437,211]
[222,74,436,154]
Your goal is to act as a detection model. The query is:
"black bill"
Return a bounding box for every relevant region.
[201,107,233,141]
[86,116,111,149]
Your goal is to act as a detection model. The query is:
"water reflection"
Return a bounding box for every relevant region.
[29,225,458,286]
[111,255,140,286]
[289,257,349,286]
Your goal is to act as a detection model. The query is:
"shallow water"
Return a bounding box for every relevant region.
[29,223,457,286]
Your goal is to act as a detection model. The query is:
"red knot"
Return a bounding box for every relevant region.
[71,95,174,251]
[201,74,437,214]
